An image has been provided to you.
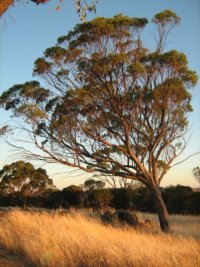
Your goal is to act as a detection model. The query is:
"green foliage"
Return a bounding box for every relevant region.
[111,188,131,210]
[163,185,193,214]
[58,14,148,48]
[87,188,112,209]
[83,179,105,191]
[0,81,49,110]
[33,58,52,75]
[183,192,200,214]
[0,12,198,231]
[0,183,199,215]
[129,187,155,212]
[0,161,55,196]
[152,10,180,26]
[61,185,84,208]
[0,12,197,184]
[193,167,200,184]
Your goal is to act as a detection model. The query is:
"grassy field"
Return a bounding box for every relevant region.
[137,212,200,238]
[0,209,199,267]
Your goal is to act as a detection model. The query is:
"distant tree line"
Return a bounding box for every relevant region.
[0,161,55,195]
[0,179,199,215]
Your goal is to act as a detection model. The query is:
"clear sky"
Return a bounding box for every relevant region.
[0,0,200,189]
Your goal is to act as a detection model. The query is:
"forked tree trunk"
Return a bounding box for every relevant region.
[148,184,170,233]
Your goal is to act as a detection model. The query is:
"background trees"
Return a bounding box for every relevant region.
[193,167,200,185]
[0,161,55,196]
[82,179,105,191]
[0,11,198,232]
[163,185,193,214]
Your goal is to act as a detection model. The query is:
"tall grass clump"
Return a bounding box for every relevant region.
[0,210,199,267]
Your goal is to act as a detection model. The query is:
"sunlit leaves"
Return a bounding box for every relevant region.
[0,11,198,188]
[18,104,48,121]
[66,14,148,46]
[0,81,50,109]
[0,161,54,195]
[0,81,50,123]
[152,9,180,26]
[33,58,52,75]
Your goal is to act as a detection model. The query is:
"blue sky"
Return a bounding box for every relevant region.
[0,0,200,188]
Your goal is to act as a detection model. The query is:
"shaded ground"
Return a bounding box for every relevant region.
[0,247,27,267]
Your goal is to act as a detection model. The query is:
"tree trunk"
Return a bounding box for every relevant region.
[148,184,170,233]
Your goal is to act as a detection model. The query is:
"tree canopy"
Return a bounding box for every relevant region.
[193,167,200,185]
[83,179,105,191]
[0,11,198,232]
[0,161,55,195]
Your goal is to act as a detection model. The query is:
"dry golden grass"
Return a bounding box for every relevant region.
[0,209,199,267]
[138,212,200,238]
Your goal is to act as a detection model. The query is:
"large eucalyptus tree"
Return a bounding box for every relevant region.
[0,11,197,232]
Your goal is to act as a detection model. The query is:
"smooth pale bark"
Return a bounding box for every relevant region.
[148,184,170,233]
